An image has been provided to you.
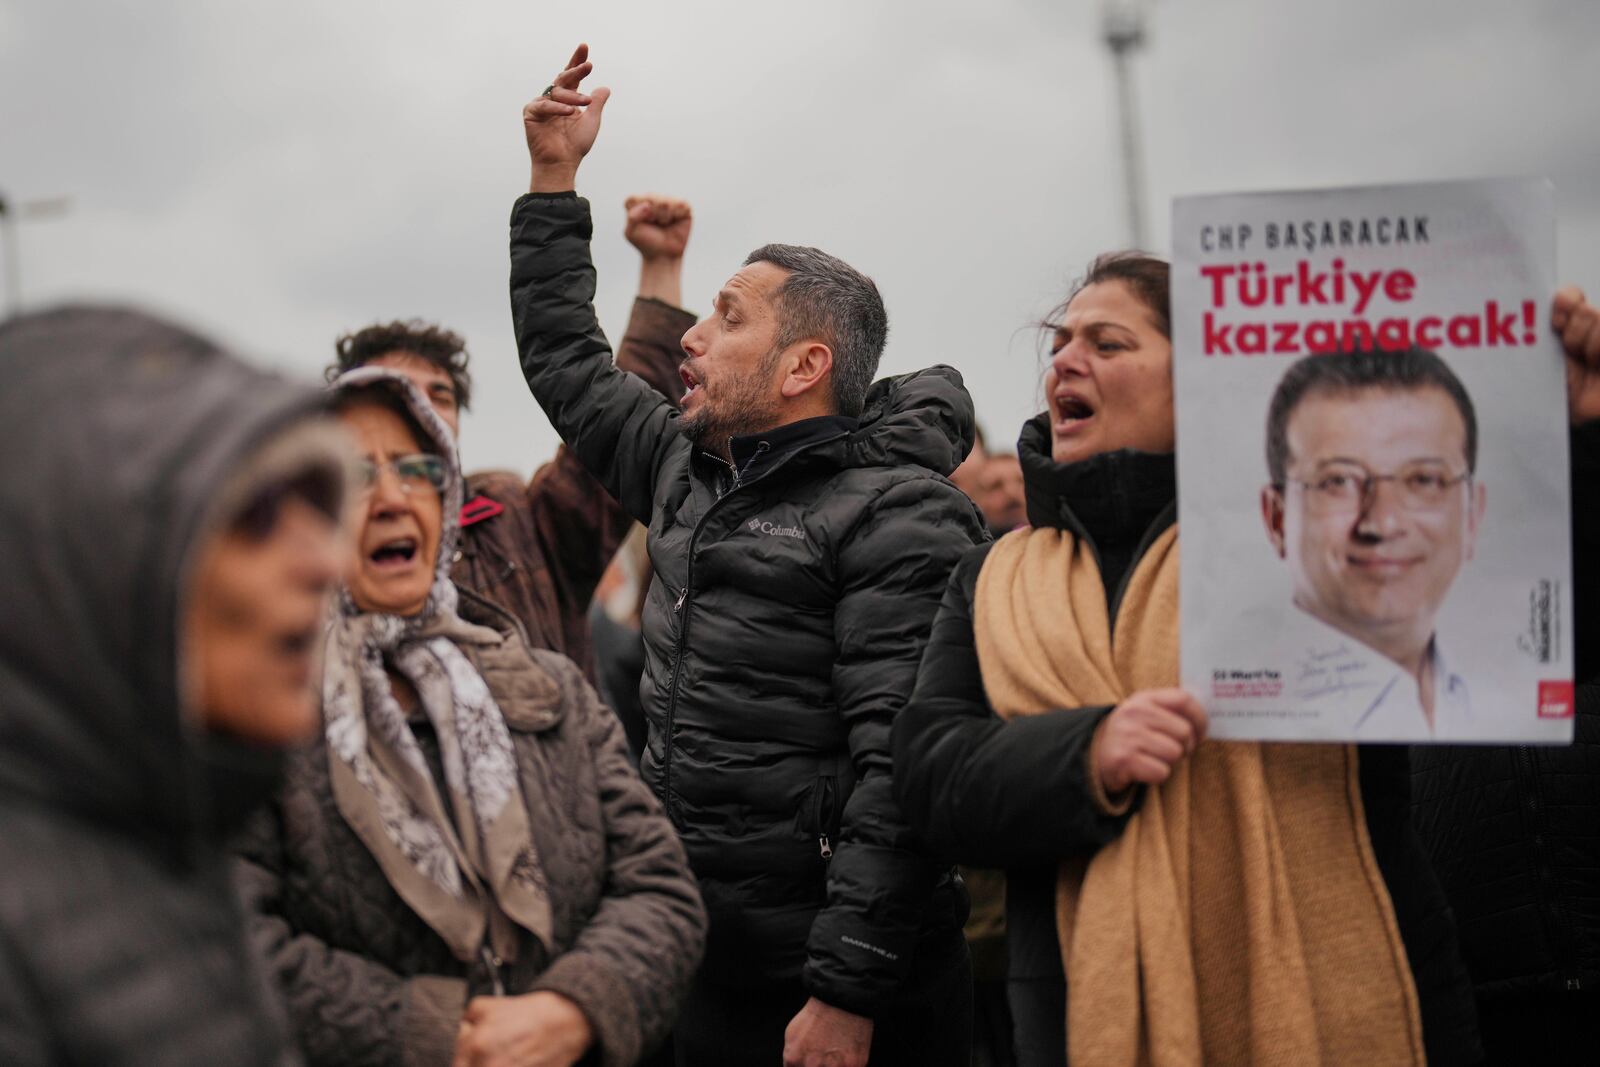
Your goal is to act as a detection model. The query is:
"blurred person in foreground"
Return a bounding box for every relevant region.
[325,193,693,682]
[235,370,705,1067]
[893,254,1497,1065]
[0,306,352,1065]
[514,45,987,1067]
[1411,285,1600,1066]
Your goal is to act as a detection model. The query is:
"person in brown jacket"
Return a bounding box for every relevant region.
[236,369,705,1067]
[326,194,695,681]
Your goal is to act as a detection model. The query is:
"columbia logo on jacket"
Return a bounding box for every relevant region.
[746,518,806,540]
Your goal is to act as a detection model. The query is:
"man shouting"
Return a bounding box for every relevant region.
[509,44,985,1067]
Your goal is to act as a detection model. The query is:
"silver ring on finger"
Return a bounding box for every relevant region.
[541,84,556,98]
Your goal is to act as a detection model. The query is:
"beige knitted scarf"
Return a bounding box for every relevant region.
[973,525,1425,1067]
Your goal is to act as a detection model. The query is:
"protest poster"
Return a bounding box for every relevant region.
[1172,178,1574,743]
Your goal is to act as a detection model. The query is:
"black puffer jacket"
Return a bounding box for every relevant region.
[1411,422,1600,999]
[894,414,1481,1066]
[510,193,986,1012]
[0,307,332,1066]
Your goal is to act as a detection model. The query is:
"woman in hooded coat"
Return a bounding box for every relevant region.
[0,306,353,1065]
[236,370,705,1067]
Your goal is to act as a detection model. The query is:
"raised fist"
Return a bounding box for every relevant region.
[624,195,693,261]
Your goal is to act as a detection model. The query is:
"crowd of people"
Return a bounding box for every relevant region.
[2,41,1598,1067]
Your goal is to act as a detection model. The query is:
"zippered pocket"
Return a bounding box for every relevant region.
[813,775,837,860]
[794,773,842,861]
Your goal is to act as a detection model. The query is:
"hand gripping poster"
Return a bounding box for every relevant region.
[1173,178,1574,743]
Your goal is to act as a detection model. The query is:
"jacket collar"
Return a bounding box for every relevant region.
[698,366,977,488]
[455,587,563,733]
[1018,411,1176,551]
[727,415,858,484]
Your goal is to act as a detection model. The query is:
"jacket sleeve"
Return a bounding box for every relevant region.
[233,804,467,1067]
[514,296,698,647]
[530,659,707,1067]
[615,297,695,401]
[509,193,685,524]
[801,479,985,1015]
[0,934,49,1066]
[891,546,1142,871]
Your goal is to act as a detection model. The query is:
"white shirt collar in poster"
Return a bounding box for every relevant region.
[1279,606,1474,742]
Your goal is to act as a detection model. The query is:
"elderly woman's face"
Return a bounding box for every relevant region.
[1045,280,1175,465]
[186,487,342,745]
[340,402,443,617]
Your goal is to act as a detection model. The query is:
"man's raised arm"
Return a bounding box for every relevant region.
[617,194,697,398]
[511,44,682,523]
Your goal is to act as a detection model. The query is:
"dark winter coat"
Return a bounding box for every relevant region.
[452,298,692,682]
[893,413,1482,1066]
[0,307,325,1067]
[1411,422,1600,1000]
[234,590,706,1067]
[510,192,987,1013]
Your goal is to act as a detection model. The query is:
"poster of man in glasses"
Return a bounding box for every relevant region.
[1172,177,1575,743]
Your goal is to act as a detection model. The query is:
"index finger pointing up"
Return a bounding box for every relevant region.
[554,43,592,90]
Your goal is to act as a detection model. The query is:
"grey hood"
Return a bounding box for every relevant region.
[0,306,345,859]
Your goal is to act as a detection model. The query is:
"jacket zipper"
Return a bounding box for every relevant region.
[478,944,506,996]
[813,775,837,860]
[657,437,836,826]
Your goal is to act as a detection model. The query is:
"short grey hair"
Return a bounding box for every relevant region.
[743,244,888,417]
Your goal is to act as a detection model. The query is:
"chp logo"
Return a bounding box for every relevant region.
[746,517,806,541]
[1537,680,1574,720]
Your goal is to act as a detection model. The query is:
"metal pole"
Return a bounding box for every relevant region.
[0,193,72,318]
[1110,45,1146,249]
[0,193,19,318]
[1102,2,1149,250]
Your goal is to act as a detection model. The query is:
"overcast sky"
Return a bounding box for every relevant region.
[4,0,1597,476]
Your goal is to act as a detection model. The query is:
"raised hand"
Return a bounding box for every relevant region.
[1553,285,1600,425]
[624,195,694,262]
[1093,687,1208,796]
[522,44,609,192]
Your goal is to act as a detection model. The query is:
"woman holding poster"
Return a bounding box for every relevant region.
[892,253,1485,1066]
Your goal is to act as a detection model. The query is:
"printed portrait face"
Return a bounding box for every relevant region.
[1261,385,1487,660]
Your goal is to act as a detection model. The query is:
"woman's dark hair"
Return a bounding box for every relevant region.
[328,321,473,411]
[1043,251,1172,340]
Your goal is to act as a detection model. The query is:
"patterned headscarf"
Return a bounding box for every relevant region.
[320,368,551,963]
